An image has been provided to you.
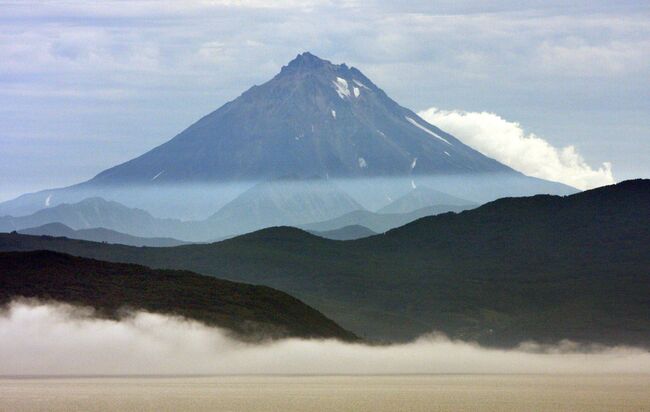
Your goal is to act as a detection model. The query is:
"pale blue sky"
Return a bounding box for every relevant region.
[1,0,648,200]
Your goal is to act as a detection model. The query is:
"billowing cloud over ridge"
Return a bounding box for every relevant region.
[418,108,615,190]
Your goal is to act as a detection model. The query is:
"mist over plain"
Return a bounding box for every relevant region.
[2,300,649,376]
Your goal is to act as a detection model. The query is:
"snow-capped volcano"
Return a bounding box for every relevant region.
[0,52,575,218]
[91,52,511,183]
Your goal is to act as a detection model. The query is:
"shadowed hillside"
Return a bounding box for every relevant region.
[0,250,357,342]
[1,180,648,347]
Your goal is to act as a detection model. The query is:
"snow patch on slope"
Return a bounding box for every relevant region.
[353,79,370,89]
[405,116,451,145]
[333,77,351,99]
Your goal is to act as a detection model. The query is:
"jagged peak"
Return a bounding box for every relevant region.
[281,52,347,74]
[290,52,330,66]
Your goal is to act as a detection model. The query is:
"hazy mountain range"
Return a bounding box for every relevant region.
[301,204,473,233]
[377,186,472,214]
[0,183,472,241]
[3,180,647,347]
[17,223,187,247]
[202,178,363,237]
[0,197,182,237]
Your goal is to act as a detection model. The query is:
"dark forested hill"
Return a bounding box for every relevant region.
[1,180,648,347]
[0,250,357,341]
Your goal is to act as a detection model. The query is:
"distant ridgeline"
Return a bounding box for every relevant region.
[1,180,648,348]
[0,52,573,222]
[0,188,475,241]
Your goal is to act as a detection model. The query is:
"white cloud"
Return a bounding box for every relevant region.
[1,301,649,375]
[418,107,615,190]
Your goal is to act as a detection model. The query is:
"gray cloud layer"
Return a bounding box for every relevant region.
[1,301,649,376]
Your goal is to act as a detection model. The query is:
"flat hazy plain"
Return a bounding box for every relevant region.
[1,374,649,411]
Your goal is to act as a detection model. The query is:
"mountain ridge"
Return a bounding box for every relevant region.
[0,197,187,239]
[378,185,474,214]
[0,184,471,241]
[17,222,187,247]
[1,179,646,347]
[301,204,474,233]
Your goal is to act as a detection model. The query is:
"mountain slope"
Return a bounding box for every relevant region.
[302,204,473,233]
[0,197,187,239]
[0,250,357,341]
[378,186,474,214]
[92,52,512,184]
[1,180,647,347]
[18,223,187,247]
[204,178,363,236]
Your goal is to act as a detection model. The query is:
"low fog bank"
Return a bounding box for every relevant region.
[2,301,649,376]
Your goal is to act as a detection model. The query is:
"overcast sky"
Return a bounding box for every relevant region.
[1,0,648,200]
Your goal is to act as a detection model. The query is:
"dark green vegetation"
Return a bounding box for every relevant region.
[0,250,357,341]
[2,180,648,347]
